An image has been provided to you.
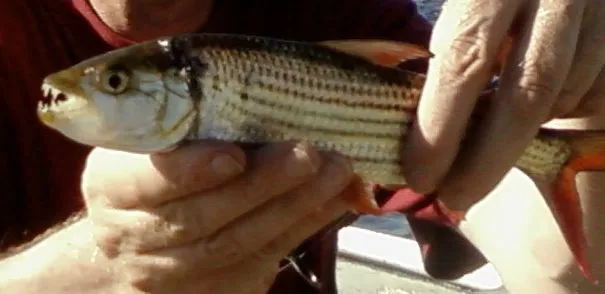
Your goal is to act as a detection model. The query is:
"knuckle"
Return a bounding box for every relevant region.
[235,174,270,206]
[239,173,264,195]
[124,264,156,293]
[516,60,559,98]
[550,96,581,118]
[517,78,557,99]
[159,202,213,241]
[508,70,559,119]
[256,238,284,261]
[91,224,125,258]
[444,35,492,78]
[203,231,247,266]
[124,253,193,292]
[508,87,554,120]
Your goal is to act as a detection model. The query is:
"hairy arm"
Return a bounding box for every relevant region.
[0,214,115,294]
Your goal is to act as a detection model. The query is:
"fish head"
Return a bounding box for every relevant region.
[37,38,198,153]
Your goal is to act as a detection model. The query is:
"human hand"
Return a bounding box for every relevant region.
[402,0,605,210]
[81,140,361,294]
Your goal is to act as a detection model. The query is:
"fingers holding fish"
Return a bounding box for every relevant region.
[185,151,356,269]
[561,31,605,118]
[80,140,358,293]
[402,0,601,211]
[123,184,354,293]
[88,141,325,254]
[437,0,585,210]
[79,142,363,293]
[81,140,247,209]
[401,0,520,194]
[552,2,605,118]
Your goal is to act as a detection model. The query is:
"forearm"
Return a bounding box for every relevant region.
[0,216,116,293]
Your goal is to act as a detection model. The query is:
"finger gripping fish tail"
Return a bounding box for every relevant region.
[554,133,605,283]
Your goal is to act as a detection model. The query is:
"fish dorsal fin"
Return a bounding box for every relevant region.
[318,39,433,68]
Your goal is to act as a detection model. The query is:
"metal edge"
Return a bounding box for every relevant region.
[336,226,504,291]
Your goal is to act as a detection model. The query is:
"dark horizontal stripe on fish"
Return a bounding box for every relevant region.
[252,78,419,113]
[219,99,405,140]
[235,90,414,124]
[233,131,403,166]
[334,152,402,165]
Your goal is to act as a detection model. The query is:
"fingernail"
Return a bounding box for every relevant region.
[285,142,319,178]
[328,153,353,174]
[211,154,244,178]
[322,153,353,184]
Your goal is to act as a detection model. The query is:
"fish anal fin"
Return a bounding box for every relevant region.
[318,40,433,68]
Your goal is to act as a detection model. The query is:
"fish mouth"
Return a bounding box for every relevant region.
[39,83,68,109]
[37,83,89,124]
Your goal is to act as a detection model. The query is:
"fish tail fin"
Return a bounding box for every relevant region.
[552,132,605,283]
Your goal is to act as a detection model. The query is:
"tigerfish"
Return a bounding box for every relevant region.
[36,33,605,282]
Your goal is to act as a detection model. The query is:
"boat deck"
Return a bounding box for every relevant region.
[336,227,509,294]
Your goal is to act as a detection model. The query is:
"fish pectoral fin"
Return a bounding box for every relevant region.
[318,39,433,68]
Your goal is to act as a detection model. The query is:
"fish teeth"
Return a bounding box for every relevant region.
[40,83,65,106]
[38,82,88,114]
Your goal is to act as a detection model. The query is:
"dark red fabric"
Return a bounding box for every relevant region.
[0,0,486,293]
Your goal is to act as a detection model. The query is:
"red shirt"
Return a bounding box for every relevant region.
[0,0,434,293]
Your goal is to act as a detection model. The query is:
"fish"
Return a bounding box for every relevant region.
[36,33,605,282]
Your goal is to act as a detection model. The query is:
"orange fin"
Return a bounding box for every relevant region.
[318,39,433,68]
[551,133,605,282]
[343,176,383,215]
[363,184,464,227]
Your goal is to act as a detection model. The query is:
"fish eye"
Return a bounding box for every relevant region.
[100,69,130,94]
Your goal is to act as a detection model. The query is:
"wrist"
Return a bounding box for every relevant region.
[0,218,116,293]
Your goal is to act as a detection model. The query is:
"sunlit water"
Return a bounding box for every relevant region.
[350,0,444,238]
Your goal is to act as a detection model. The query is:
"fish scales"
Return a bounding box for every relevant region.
[170,35,571,185]
[192,44,414,184]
